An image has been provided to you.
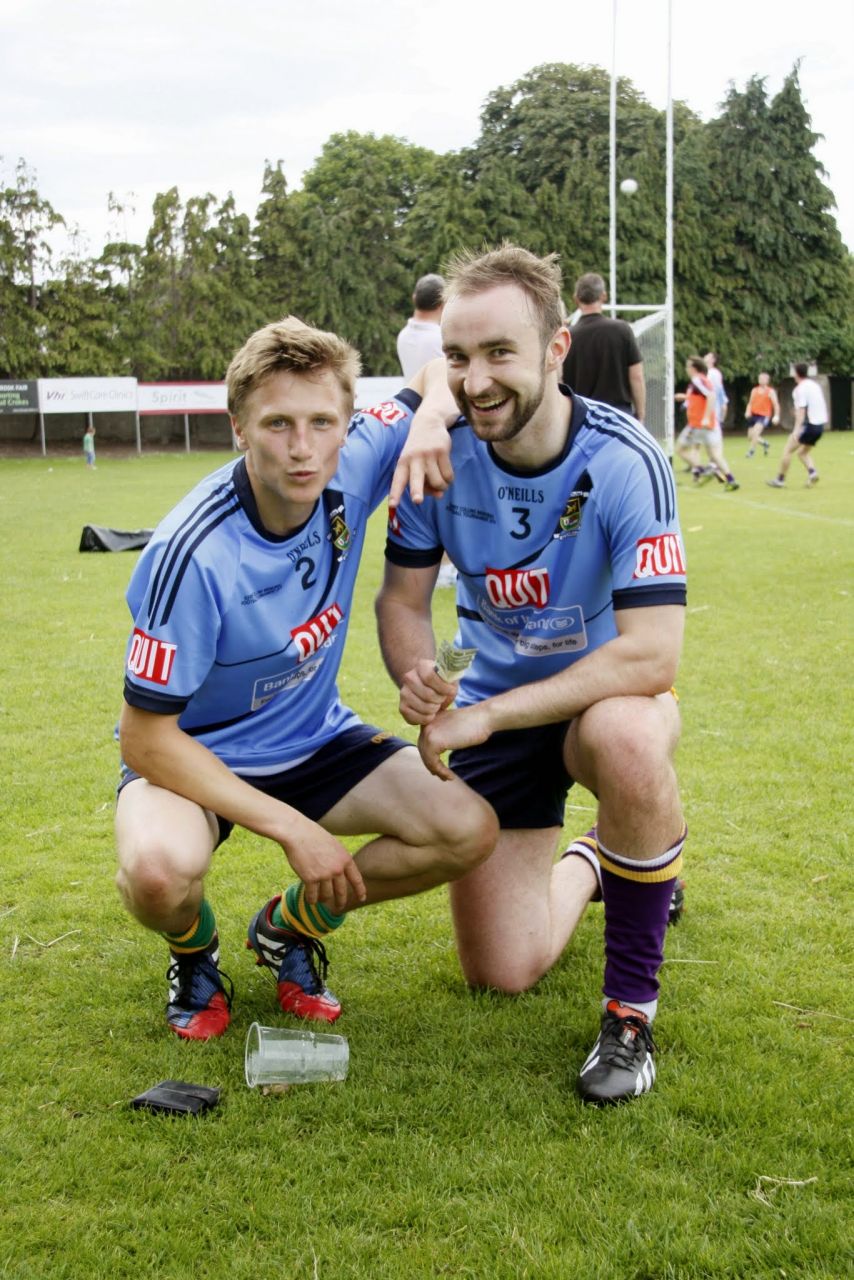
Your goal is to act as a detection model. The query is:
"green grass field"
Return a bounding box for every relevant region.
[1,435,852,1279]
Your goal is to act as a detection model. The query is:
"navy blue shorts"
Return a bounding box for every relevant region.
[799,423,824,446]
[118,723,412,847]
[450,721,574,829]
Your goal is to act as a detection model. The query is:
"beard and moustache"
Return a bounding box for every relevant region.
[455,370,547,444]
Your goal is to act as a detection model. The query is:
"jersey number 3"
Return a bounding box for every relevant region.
[510,507,531,540]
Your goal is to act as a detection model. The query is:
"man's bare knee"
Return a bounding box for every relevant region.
[574,696,678,792]
[433,793,499,880]
[115,839,198,922]
[460,950,548,995]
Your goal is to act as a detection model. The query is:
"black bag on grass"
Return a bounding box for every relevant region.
[79,524,154,552]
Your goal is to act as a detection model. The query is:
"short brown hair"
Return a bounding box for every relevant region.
[413,273,445,310]
[573,272,607,306]
[687,355,707,374]
[226,316,361,420]
[443,243,565,346]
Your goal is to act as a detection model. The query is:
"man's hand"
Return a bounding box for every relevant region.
[417,703,494,781]
[399,658,457,726]
[283,823,366,913]
[389,419,455,509]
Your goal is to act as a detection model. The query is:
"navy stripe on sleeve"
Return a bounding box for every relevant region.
[584,405,676,524]
[146,486,241,627]
[613,584,686,609]
[384,540,444,568]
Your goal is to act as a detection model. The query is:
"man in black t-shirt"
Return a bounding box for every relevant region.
[562,273,645,422]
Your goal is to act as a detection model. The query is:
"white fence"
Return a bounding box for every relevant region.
[0,376,416,455]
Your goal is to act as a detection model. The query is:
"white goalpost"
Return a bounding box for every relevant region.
[608,0,675,458]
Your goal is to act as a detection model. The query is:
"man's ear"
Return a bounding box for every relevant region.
[231,415,248,451]
[547,326,571,371]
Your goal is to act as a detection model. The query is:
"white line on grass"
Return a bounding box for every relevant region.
[710,495,854,526]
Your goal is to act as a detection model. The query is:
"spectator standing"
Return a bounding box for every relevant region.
[397,274,445,379]
[562,272,645,422]
[83,424,96,469]
[398,272,457,588]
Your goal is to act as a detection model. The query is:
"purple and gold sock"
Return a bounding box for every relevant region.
[597,824,687,1014]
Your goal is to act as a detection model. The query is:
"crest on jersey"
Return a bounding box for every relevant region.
[554,470,593,540]
[328,504,351,554]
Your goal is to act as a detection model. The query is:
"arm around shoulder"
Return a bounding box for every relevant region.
[389,358,458,509]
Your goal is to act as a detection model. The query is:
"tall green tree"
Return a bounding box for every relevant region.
[292,132,437,372]
[253,160,305,322]
[0,159,64,376]
[697,68,853,378]
[469,64,668,310]
[129,187,262,379]
[400,153,488,276]
[98,192,144,375]
[764,68,852,373]
[40,231,122,375]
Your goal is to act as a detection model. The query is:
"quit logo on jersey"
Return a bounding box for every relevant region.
[291,602,344,662]
[633,534,686,579]
[363,400,406,426]
[127,628,177,685]
[485,567,550,609]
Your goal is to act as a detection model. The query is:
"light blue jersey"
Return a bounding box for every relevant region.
[386,390,686,708]
[123,390,417,772]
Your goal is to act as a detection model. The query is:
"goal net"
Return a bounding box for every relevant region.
[631,308,671,456]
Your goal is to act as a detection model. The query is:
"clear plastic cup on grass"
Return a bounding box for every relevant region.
[244,1022,349,1089]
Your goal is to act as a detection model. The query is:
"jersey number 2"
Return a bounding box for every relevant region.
[295,556,317,590]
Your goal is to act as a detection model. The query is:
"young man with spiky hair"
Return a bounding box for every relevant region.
[376,245,688,1104]
[115,316,497,1040]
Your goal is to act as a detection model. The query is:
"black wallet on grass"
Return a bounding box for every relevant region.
[130,1080,221,1115]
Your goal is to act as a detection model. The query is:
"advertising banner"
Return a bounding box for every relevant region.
[138,382,229,415]
[0,380,39,414]
[355,377,408,409]
[38,377,138,415]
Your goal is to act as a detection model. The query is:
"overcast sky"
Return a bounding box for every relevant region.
[3,0,853,262]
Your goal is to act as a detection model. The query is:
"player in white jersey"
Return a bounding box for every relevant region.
[767,362,827,488]
[376,245,687,1104]
[115,316,497,1040]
